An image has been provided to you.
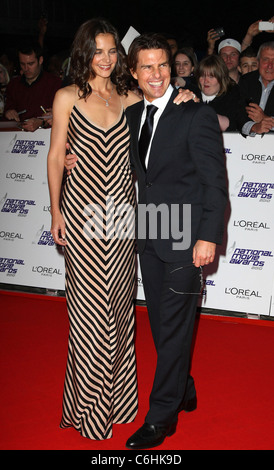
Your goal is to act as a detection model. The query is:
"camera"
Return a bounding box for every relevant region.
[258,21,274,31]
[246,97,254,105]
[214,27,225,38]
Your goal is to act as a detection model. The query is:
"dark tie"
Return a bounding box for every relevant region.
[138,104,158,171]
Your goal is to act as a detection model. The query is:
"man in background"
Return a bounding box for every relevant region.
[4,42,61,132]
[239,41,274,135]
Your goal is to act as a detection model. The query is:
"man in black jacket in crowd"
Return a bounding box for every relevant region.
[239,41,274,136]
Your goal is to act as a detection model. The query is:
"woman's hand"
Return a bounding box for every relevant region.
[50,210,67,246]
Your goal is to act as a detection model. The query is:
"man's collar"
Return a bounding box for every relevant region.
[259,74,274,90]
[143,84,174,111]
[21,70,43,87]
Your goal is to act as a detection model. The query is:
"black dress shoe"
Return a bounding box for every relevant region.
[178,395,197,413]
[126,422,177,450]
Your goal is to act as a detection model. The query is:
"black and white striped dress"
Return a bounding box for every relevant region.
[60,105,138,440]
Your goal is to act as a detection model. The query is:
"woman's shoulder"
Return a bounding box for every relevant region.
[55,84,78,102]
[54,84,78,111]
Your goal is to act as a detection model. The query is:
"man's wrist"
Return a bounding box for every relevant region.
[38,118,46,128]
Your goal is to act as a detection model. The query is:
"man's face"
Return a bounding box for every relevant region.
[131,49,171,102]
[259,47,274,86]
[238,56,258,75]
[19,52,43,83]
[219,46,239,72]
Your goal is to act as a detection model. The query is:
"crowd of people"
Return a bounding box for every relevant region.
[1,17,274,135]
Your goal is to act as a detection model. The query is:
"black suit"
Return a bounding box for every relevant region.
[238,70,274,116]
[126,88,227,426]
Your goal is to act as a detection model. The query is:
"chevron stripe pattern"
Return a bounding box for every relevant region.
[60,106,138,440]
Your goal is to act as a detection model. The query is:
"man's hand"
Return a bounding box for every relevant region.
[21,118,43,132]
[64,143,78,175]
[5,109,20,121]
[251,117,274,135]
[173,87,199,105]
[193,240,216,267]
[245,102,265,123]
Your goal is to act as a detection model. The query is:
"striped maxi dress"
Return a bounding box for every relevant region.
[60,105,138,440]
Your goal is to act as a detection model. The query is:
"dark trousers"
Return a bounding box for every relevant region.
[139,238,201,426]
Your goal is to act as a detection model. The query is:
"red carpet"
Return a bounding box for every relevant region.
[0,290,274,452]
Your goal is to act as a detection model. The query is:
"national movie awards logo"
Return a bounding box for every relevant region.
[37,231,55,246]
[31,225,55,246]
[229,247,273,269]
[201,279,216,297]
[237,181,274,200]
[6,138,46,157]
[0,257,25,276]
[1,198,36,216]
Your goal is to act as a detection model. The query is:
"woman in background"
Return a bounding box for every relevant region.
[172,47,198,90]
[195,54,245,131]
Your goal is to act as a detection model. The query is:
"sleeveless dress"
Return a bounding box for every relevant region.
[60,105,138,440]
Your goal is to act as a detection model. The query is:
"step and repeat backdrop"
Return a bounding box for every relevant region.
[0,129,274,317]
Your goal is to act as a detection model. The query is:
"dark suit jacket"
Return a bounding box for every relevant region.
[238,70,274,117]
[196,82,247,132]
[126,89,228,263]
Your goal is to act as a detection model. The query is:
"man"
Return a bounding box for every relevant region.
[238,47,258,75]
[239,41,274,136]
[4,42,61,132]
[124,33,227,449]
[218,38,242,83]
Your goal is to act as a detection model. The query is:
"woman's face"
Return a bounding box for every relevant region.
[174,53,193,77]
[91,33,118,78]
[199,71,220,96]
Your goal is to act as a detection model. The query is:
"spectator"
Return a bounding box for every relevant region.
[239,41,274,136]
[241,17,274,51]
[4,42,61,132]
[238,47,258,75]
[0,63,10,117]
[0,49,17,79]
[195,54,246,132]
[218,39,242,83]
[172,47,198,89]
[207,18,274,58]
[163,33,179,56]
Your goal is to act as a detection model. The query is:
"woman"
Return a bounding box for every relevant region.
[47,18,192,441]
[47,17,142,441]
[172,47,198,89]
[195,54,245,132]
